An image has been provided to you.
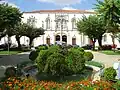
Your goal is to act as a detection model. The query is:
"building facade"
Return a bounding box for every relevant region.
[21,9,95,47]
[0,9,120,48]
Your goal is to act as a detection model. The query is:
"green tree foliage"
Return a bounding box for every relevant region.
[0,3,22,39]
[77,15,106,49]
[95,0,120,49]
[24,25,44,48]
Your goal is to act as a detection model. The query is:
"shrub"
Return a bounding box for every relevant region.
[29,51,38,61]
[66,48,85,74]
[4,67,16,78]
[77,48,84,52]
[81,44,93,50]
[36,45,48,52]
[36,45,86,77]
[103,67,117,81]
[101,45,112,50]
[36,46,61,72]
[84,52,93,61]
[67,44,73,49]
[46,53,68,76]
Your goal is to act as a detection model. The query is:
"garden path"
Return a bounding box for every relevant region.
[0,52,30,77]
[90,51,120,68]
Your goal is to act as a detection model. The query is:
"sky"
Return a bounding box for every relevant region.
[1,0,99,11]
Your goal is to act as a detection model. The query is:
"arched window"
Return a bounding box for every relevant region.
[71,15,76,30]
[27,16,36,27]
[42,21,44,28]
[103,34,107,42]
[72,35,76,45]
[46,16,50,29]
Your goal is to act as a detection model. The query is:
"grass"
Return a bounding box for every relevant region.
[85,61,104,68]
[0,50,22,55]
[0,48,30,55]
[100,50,120,55]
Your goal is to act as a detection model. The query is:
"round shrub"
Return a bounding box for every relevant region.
[84,52,93,61]
[36,45,61,72]
[29,51,38,61]
[77,48,84,52]
[103,67,117,81]
[46,53,69,76]
[66,48,85,74]
[36,50,47,72]
[4,67,16,77]
[36,45,48,52]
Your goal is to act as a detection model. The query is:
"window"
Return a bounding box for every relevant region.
[27,16,36,27]
[42,21,44,28]
[46,18,50,29]
[103,35,107,42]
[56,22,59,28]
[71,18,76,29]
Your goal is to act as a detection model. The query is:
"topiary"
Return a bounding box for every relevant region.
[84,52,93,61]
[29,51,38,61]
[103,67,117,81]
[66,48,85,74]
[36,45,61,73]
[46,53,68,76]
[77,48,85,52]
[4,67,16,78]
[36,45,48,52]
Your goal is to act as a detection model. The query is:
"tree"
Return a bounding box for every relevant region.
[0,3,22,41]
[24,25,44,48]
[13,23,28,48]
[95,0,120,49]
[77,15,106,50]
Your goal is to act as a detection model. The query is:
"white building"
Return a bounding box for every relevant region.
[22,9,94,47]
[1,9,120,48]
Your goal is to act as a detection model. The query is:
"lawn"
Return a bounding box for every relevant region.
[0,50,22,55]
[85,61,104,68]
[100,50,120,55]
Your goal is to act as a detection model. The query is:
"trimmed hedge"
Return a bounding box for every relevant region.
[84,52,93,61]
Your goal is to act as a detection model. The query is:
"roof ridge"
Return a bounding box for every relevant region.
[23,9,95,14]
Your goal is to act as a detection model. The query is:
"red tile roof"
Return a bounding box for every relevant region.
[24,10,95,14]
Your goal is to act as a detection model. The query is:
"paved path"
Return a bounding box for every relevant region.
[0,52,30,77]
[91,51,120,68]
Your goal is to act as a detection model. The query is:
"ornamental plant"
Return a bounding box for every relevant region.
[66,48,85,74]
[103,67,117,81]
[84,52,94,61]
[36,45,86,77]
[4,67,16,78]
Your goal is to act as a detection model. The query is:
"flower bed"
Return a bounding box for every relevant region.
[0,77,119,90]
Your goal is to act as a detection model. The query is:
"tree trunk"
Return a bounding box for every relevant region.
[29,38,33,49]
[98,36,103,50]
[15,35,21,49]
